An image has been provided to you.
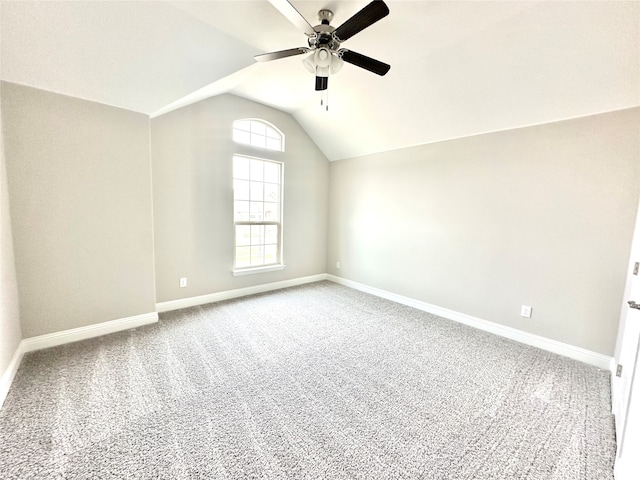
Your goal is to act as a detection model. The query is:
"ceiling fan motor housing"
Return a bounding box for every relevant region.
[308,12,340,52]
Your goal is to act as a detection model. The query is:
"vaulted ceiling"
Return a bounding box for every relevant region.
[1,1,638,161]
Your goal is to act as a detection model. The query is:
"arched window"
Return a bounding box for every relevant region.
[232,119,285,275]
[233,119,284,152]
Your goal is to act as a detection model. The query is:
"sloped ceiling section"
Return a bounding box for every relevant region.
[0,0,259,113]
[2,1,639,161]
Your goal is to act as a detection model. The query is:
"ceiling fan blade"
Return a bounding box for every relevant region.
[340,49,390,76]
[268,0,316,36]
[333,0,389,42]
[255,47,309,63]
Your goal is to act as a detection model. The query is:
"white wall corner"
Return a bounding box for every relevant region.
[326,274,613,370]
[156,273,328,312]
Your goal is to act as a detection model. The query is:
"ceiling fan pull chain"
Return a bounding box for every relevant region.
[320,89,329,111]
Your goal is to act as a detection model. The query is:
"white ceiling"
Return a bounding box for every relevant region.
[1,0,639,161]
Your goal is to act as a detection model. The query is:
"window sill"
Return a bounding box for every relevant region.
[232,265,286,276]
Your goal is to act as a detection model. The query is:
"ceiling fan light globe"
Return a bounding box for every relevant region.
[330,54,344,75]
[302,53,316,74]
[314,48,332,68]
[316,66,330,77]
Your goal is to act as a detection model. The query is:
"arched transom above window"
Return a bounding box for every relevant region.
[233,119,284,152]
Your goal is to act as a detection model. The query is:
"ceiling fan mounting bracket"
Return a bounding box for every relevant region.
[318,9,334,25]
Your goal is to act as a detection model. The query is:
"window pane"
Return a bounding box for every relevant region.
[251,120,266,136]
[234,180,250,200]
[266,126,278,138]
[250,133,266,148]
[250,159,264,181]
[250,202,263,221]
[233,121,283,151]
[233,129,250,145]
[263,203,279,221]
[264,183,279,203]
[235,120,251,132]
[234,201,250,221]
[233,157,250,180]
[264,162,280,183]
[235,225,250,247]
[250,181,263,201]
[250,225,264,246]
[235,247,250,268]
[266,137,281,151]
[265,225,278,244]
[265,244,277,264]
[250,246,264,266]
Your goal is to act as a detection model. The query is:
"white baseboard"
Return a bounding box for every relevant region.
[156,274,328,312]
[21,311,159,353]
[0,342,25,409]
[2,274,612,408]
[327,275,612,370]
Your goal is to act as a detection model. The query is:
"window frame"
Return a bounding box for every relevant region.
[232,154,285,276]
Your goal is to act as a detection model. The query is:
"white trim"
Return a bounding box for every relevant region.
[21,312,158,353]
[0,342,26,408]
[327,275,612,369]
[612,356,619,414]
[156,274,327,313]
[233,264,285,276]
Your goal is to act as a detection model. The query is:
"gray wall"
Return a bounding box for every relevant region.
[1,78,636,359]
[328,108,640,356]
[151,94,329,302]
[1,82,156,338]
[0,94,22,378]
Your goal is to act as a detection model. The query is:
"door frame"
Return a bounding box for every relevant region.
[612,194,640,478]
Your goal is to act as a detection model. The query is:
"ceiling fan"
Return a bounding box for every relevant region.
[255,0,390,93]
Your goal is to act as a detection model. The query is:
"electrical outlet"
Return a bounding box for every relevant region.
[520,305,532,318]
[336,261,341,269]
[179,277,187,288]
